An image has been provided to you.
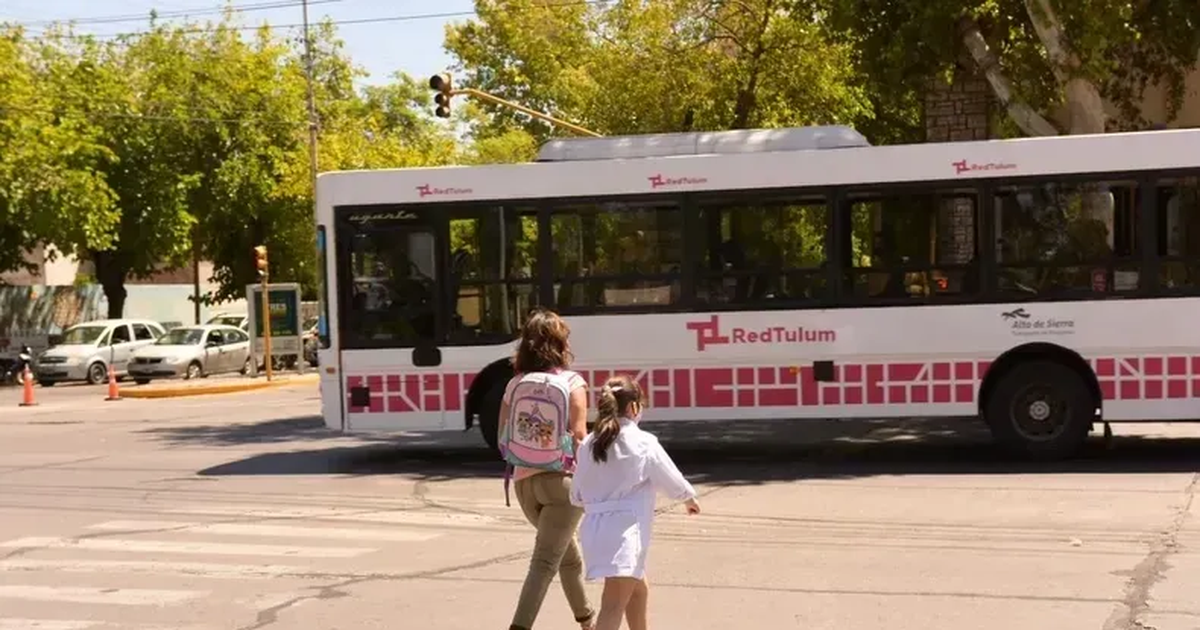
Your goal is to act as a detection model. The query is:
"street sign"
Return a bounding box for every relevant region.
[245,283,302,360]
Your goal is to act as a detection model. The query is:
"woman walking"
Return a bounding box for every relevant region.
[500,308,596,630]
[569,375,700,630]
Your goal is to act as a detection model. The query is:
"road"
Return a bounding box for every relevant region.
[1,382,1198,629]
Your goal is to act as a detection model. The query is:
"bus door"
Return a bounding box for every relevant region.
[337,206,447,431]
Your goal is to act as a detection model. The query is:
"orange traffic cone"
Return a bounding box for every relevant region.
[105,363,121,402]
[19,366,37,407]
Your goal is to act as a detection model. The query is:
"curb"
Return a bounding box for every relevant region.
[120,374,319,399]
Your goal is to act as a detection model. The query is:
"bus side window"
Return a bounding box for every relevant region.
[994,179,1139,297]
[695,196,829,307]
[845,191,979,300]
[1158,177,1200,291]
[448,208,539,342]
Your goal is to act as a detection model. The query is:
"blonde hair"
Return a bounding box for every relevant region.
[591,374,644,463]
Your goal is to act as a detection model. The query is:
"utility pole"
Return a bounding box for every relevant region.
[301,0,319,200]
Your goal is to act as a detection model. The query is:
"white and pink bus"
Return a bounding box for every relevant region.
[313,125,1200,460]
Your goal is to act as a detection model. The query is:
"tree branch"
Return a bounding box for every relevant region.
[1022,0,1107,134]
[956,16,1060,137]
[1023,0,1074,84]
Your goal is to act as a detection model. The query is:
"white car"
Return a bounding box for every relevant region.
[35,319,166,385]
[206,312,249,331]
[128,325,253,383]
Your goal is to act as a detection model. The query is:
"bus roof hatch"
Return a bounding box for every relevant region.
[536,125,871,162]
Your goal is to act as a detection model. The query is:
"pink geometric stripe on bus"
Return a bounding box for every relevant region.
[344,356,1200,414]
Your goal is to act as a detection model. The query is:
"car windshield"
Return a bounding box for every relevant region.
[210,316,243,327]
[157,328,204,345]
[60,325,107,345]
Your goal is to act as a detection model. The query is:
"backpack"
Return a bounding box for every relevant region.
[498,370,577,506]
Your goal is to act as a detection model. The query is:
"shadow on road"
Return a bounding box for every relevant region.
[140,417,336,444]
[136,414,1200,483]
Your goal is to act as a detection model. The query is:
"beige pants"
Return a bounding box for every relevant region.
[509,472,594,630]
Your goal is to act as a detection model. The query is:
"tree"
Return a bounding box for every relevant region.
[204,20,456,303]
[824,0,1200,137]
[0,27,118,279]
[444,0,870,141]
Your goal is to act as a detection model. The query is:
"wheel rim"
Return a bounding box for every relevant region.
[1009,383,1070,441]
[90,364,106,383]
[187,364,200,379]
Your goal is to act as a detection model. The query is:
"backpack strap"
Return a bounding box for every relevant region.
[503,463,513,507]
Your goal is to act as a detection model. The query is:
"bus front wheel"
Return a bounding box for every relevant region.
[478,381,504,453]
[984,360,1095,461]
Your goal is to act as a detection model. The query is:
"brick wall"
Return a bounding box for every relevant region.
[925,71,992,142]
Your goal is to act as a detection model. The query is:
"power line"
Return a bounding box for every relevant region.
[19,0,606,41]
[16,0,343,28]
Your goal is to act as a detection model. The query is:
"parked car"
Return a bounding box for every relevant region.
[206,312,249,331]
[128,325,253,383]
[36,319,166,385]
[302,317,319,366]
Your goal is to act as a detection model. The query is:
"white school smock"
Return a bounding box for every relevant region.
[569,417,696,581]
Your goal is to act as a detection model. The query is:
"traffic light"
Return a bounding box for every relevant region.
[254,245,269,278]
[429,73,452,118]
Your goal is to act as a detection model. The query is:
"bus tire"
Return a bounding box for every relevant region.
[479,381,504,453]
[983,360,1094,461]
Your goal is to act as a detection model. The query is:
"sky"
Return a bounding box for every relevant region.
[1,0,474,86]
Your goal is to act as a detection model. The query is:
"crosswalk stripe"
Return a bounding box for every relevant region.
[0,586,205,606]
[86,520,442,542]
[0,559,306,580]
[159,505,501,527]
[0,621,209,630]
[0,537,374,559]
[0,621,96,630]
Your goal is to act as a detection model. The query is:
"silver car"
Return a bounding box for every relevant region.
[36,319,166,385]
[128,325,253,383]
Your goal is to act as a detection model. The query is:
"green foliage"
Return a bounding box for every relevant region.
[0,27,118,276]
[824,0,1200,133]
[445,0,873,143]
[0,16,459,314]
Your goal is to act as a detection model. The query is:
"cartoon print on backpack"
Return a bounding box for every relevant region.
[515,403,556,448]
[501,372,574,469]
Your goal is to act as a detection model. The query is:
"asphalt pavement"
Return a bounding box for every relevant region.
[1,381,1198,629]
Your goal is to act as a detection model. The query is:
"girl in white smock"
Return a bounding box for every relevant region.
[569,374,700,630]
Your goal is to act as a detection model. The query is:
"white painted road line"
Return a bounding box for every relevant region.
[0,585,205,605]
[0,559,306,580]
[0,621,210,630]
[0,620,96,630]
[0,537,375,558]
[87,520,442,542]
[160,504,500,526]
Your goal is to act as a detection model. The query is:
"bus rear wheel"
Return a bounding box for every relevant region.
[984,360,1095,461]
[478,381,504,453]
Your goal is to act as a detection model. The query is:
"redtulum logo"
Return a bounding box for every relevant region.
[952,160,1017,176]
[416,184,473,198]
[648,174,708,189]
[685,315,837,352]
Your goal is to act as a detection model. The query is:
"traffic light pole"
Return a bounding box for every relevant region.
[261,272,273,382]
[449,87,602,138]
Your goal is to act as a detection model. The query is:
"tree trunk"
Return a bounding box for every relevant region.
[729,0,774,130]
[92,250,128,319]
[956,16,1059,137]
[1065,78,1106,135]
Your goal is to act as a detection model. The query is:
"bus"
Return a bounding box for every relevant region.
[313,125,1200,460]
